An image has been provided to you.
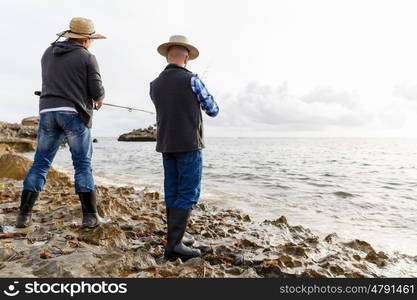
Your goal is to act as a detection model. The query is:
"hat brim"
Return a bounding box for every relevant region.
[57,31,106,40]
[157,42,199,60]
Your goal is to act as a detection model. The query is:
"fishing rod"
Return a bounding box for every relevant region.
[99,103,154,114]
[34,91,155,115]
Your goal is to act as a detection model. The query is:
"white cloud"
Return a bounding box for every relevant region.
[393,83,417,102]
[210,82,371,131]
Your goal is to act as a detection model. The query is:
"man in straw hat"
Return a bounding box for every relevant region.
[16,17,106,229]
[150,35,219,260]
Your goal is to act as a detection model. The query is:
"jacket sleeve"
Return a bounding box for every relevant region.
[191,74,219,117]
[149,82,154,103]
[87,54,105,101]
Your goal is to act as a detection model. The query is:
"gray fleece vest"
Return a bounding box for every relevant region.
[150,64,204,153]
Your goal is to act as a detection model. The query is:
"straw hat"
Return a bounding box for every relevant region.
[157,35,199,60]
[57,17,106,39]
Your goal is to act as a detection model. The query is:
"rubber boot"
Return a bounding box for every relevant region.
[78,191,100,228]
[165,207,201,261]
[183,232,196,247]
[16,190,39,228]
[167,207,195,246]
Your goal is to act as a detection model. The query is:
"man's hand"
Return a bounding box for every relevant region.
[94,100,103,110]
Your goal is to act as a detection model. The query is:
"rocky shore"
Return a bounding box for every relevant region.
[1,153,416,277]
[118,125,156,142]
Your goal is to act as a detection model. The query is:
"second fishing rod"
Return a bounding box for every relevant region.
[34,91,155,114]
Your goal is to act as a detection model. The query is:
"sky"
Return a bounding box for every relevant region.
[1,0,417,137]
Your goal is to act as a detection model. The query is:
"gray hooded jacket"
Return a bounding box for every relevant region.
[39,40,105,128]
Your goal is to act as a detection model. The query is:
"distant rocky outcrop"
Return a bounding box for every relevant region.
[118,125,156,142]
[0,118,39,153]
[21,116,40,127]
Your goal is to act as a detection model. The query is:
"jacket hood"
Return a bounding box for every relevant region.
[52,41,86,56]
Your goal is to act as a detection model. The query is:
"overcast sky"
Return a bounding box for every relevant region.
[1,0,417,137]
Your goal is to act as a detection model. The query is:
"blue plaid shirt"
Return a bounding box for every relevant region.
[191,74,219,117]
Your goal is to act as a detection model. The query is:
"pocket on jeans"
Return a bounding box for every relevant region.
[39,113,56,132]
[60,113,84,134]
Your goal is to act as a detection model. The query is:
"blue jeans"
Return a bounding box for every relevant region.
[162,150,202,210]
[23,111,94,193]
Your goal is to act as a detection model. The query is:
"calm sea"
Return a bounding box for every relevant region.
[28,137,417,256]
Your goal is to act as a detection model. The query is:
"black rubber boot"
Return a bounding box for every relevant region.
[16,190,39,228]
[78,191,100,228]
[165,207,201,261]
[183,233,196,247]
[167,207,195,246]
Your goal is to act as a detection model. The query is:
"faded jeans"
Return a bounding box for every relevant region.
[23,111,94,193]
[162,150,202,210]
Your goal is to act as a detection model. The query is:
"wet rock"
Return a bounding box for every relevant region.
[0,120,38,153]
[235,238,262,249]
[133,249,157,269]
[353,263,368,272]
[21,117,39,127]
[281,242,308,258]
[256,259,302,278]
[324,233,338,243]
[225,266,245,276]
[0,154,71,186]
[0,232,27,239]
[183,257,205,268]
[77,223,128,248]
[343,239,375,253]
[144,191,160,200]
[26,226,53,243]
[238,268,260,278]
[243,215,251,222]
[301,269,330,278]
[116,186,135,196]
[0,138,36,153]
[39,249,53,259]
[130,257,221,278]
[277,255,303,268]
[264,216,288,226]
[92,251,137,277]
[353,254,361,261]
[345,272,367,278]
[33,260,74,277]
[0,248,17,261]
[329,265,345,276]
[205,245,244,266]
[0,154,34,180]
[365,251,388,268]
[118,125,156,142]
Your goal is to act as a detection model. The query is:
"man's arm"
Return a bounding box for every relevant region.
[191,74,219,117]
[87,54,105,107]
